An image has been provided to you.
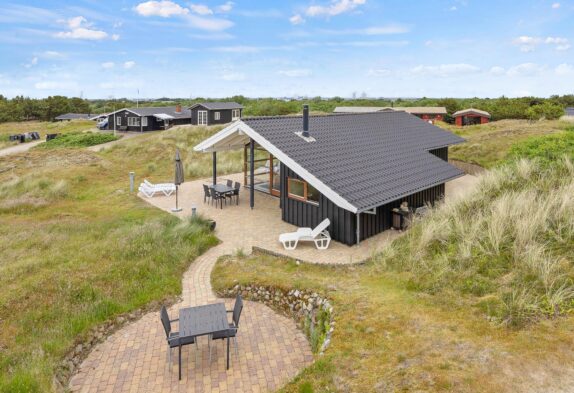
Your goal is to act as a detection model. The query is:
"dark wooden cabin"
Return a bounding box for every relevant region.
[194,107,465,246]
[189,102,243,126]
[106,105,191,132]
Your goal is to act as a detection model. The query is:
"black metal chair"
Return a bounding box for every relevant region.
[203,184,211,204]
[232,182,241,205]
[160,306,198,369]
[226,179,233,188]
[225,180,234,203]
[211,189,226,209]
[209,294,243,362]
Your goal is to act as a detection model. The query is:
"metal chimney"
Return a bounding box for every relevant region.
[302,105,309,138]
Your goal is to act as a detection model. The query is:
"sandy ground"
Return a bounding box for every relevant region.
[0,140,44,157]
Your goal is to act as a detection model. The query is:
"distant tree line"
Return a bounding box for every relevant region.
[1,94,573,123]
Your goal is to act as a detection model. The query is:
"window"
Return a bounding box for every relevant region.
[198,110,208,125]
[214,111,221,121]
[116,116,121,125]
[142,117,148,127]
[287,177,319,205]
[128,117,141,127]
[232,109,240,120]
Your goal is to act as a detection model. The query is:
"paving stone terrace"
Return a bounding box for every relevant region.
[69,173,477,392]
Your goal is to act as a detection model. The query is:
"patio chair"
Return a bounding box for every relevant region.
[160,306,198,369]
[209,294,243,362]
[139,180,176,197]
[279,218,331,250]
[232,182,240,205]
[210,189,226,208]
[203,184,212,204]
[225,180,234,203]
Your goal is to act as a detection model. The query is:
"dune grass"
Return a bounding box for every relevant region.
[0,125,237,392]
[441,119,569,168]
[0,120,97,149]
[36,132,119,149]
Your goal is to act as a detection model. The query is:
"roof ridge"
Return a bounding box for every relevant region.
[243,111,404,121]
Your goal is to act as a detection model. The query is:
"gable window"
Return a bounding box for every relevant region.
[128,117,141,127]
[214,111,221,121]
[232,109,240,120]
[287,177,319,205]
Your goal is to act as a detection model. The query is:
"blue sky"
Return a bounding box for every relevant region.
[0,0,573,99]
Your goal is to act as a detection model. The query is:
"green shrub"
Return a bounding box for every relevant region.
[37,132,118,149]
[508,132,574,165]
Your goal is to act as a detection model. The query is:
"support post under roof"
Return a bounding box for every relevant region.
[250,138,255,210]
[212,152,217,185]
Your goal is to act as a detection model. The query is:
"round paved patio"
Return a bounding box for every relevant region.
[69,243,313,393]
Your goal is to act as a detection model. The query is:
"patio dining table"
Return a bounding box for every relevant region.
[210,183,235,209]
[177,303,231,380]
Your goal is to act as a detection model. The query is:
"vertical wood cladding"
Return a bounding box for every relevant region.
[280,163,355,245]
[429,147,448,161]
[357,183,445,242]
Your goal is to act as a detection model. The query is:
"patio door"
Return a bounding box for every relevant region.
[270,155,280,197]
[198,110,208,125]
[244,143,281,197]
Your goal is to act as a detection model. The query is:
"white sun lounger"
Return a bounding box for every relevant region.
[138,180,176,198]
[279,218,331,250]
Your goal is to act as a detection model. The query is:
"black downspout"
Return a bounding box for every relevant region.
[212,152,217,185]
[250,138,255,210]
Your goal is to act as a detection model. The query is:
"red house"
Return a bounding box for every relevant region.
[453,108,491,126]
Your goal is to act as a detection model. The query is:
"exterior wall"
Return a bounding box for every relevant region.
[429,147,448,161]
[417,114,444,122]
[108,110,156,132]
[455,116,463,127]
[455,114,489,127]
[356,183,446,242]
[190,105,242,126]
[280,164,356,246]
[481,116,489,124]
[280,162,447,246]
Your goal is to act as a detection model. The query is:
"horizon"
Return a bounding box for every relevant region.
[0,0,572,99]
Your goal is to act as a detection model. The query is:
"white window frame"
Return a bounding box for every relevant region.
[214,111,221,121]
[128,117,141,127]
[198,110,208,125]
[232,109,240,120]
[116,116,121,125]
[142,117,148,127]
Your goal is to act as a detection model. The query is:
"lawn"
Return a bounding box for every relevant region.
[0,120,97,149]
[440,119,570,168]
[0,125,242,392]
[212,157,574,392]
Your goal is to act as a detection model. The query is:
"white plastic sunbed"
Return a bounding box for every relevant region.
[138,180,176,198]
[279,218,331,250]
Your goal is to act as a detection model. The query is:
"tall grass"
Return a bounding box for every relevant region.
[377,157,574,327]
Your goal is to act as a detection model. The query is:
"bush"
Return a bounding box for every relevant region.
[508,132,574,165]
[37,132,118,149]
[526,102,565,120]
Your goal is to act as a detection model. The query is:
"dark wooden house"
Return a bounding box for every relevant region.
[189,102,243,126]
[194,107,465,246]
[106,105,191,132]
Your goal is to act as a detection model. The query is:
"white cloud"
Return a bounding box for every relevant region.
[449,6,457,11]
[555,63,574,75]
[190,4,213,15]
[220,70,246,81]
[367,68,391,77]
[305,0,366,17]
[55,16,112,40]
[552,2,561,8]
[512,35,570,52]
[185,14,233,30]
[24,57,38,69]
[490,66,505,75]
[507,62,544,77]
[34,81,78,90]
[213,45,261,53]
[101,62,115,69]
[290,14,305,25]
[410,63,480,77]
[123,61,136,69]
[278,69,312,77]
[320,24,410,35]
[41,51,64,58]
[216,2,234,13]
[135,1,189,17]
[111,34,120,41]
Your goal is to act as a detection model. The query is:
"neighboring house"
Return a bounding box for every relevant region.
[194,107,465,246]
[561,107,574,122]
[54,113,94,121]
[189,102,243,126]
[453,108,491,126]
[333,106,447,123]
[106,105,191,132]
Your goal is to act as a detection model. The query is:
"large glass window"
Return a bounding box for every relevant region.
[232,109,240,120]
[128,117,140,126]
[288,177,319,205]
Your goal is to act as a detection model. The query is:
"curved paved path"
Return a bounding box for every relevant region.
[69,242,313,393]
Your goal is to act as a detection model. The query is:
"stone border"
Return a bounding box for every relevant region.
[55,297,180,392]
[218,285,335,355]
